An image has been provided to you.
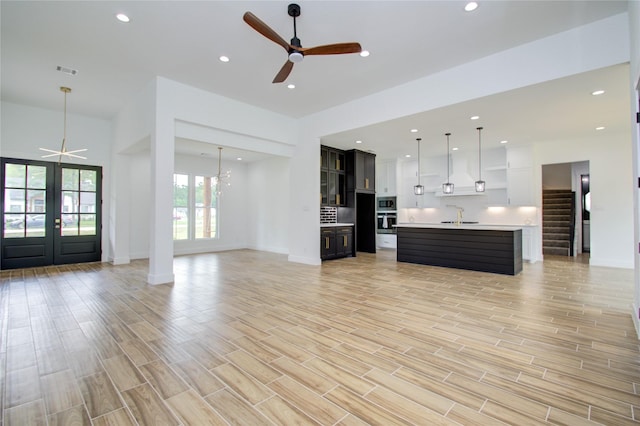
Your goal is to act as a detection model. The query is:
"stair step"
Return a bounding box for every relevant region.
[542,232,571,240]
[543,247,570,255]
[544,240,570,248]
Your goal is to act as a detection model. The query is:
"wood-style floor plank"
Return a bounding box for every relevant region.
[1,250,639,425]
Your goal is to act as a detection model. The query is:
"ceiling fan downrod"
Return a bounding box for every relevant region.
[288,4,303,62]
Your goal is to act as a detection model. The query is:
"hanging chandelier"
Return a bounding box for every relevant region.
[475,126,486,192]
[442,133,454,194]
[414,137,424,195]
[40,86,87,162]
[214,147,231,194]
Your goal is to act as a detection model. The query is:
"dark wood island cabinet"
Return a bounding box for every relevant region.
[396,224,523,275]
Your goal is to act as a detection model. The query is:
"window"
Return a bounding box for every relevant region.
[173,173,218,240]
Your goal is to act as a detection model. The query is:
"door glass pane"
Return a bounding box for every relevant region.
[61,191,79,213]
[80,192,96,212]
[27,190,46,213]
[5,164,25,187]
[79,214,96,236]
[25,214,45,237]
[80,170,96,191]
[27,165,47,189]
[4,214,25,238]
[61,213,79,233]
[62,168,79,190]
[5,189,25,212]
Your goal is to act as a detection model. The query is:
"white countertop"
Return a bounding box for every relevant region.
[395,222,526,231]
[321,222,355,228]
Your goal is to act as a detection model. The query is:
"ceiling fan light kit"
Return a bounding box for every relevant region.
[243,3,362,83]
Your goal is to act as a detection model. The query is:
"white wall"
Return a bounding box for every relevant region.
[247,156,290,254]
[0,101,113,262]
[128,151,151,259]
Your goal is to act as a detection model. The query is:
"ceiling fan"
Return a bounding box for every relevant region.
[243,3,362,83]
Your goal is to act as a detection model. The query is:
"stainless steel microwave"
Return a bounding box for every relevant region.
[377,196,396,211]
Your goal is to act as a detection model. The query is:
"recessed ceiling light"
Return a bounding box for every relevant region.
[465,2,479,12]
[500,140,508,144]
[236,157,243,161]
[452,147,459,151]
[355,140,362,144]
[116,13,130,23]
[360,50,370,57]
[219,56,230,63]
[470,115,480,120]
[287,84,295,89]
[405,154,411,158]
[596,126,605,130]
[410,129,418,133]
[591,90,605,96]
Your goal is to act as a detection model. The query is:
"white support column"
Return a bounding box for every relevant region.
[147,83,175,285]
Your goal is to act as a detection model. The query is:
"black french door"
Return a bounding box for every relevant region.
[1,157,102,269]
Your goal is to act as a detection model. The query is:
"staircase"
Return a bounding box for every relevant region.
[542,189,575,256]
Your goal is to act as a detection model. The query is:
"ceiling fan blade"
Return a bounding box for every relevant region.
[243,12,290,52]
[300,42,362,56]
[273,60,294,83]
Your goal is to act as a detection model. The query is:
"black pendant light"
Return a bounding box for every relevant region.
[414,137,424,195]
[442,133,454,194]
[475,126,486,192]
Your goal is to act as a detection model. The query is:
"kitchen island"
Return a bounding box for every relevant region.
[396,223,522,275]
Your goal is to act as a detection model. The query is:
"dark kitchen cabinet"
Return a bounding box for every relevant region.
[347,149,376,193]
[321,146,346,206]
[335,226,354,257]
[321,226,354,260]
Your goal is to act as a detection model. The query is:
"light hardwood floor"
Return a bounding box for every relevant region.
[1,249,638,425]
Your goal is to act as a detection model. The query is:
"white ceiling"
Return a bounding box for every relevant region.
[0,1,630,162]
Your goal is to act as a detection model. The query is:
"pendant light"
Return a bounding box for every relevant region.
[40,87,87,162]
[475,126,486,192]
[214,147,231,195]
[442,133,454,194]
[413,137,424,195]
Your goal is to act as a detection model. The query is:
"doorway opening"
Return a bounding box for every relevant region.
[541,161,589,259]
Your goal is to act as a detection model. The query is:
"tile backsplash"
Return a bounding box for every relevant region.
[320,206,337,223]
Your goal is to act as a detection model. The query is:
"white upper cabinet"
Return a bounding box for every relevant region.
[376,160,397,196]
[506,146,535,206]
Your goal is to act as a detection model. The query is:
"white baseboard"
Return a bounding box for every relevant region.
[109,256,131,265]
[288,254,321,266]
[147,272,175,285]
[589,257,634,269]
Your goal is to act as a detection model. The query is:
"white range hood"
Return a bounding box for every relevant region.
[435,156,486,197]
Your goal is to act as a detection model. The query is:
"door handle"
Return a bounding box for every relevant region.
[365,178,369,189]
[325,237,329,249]
[343,235,347,246]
